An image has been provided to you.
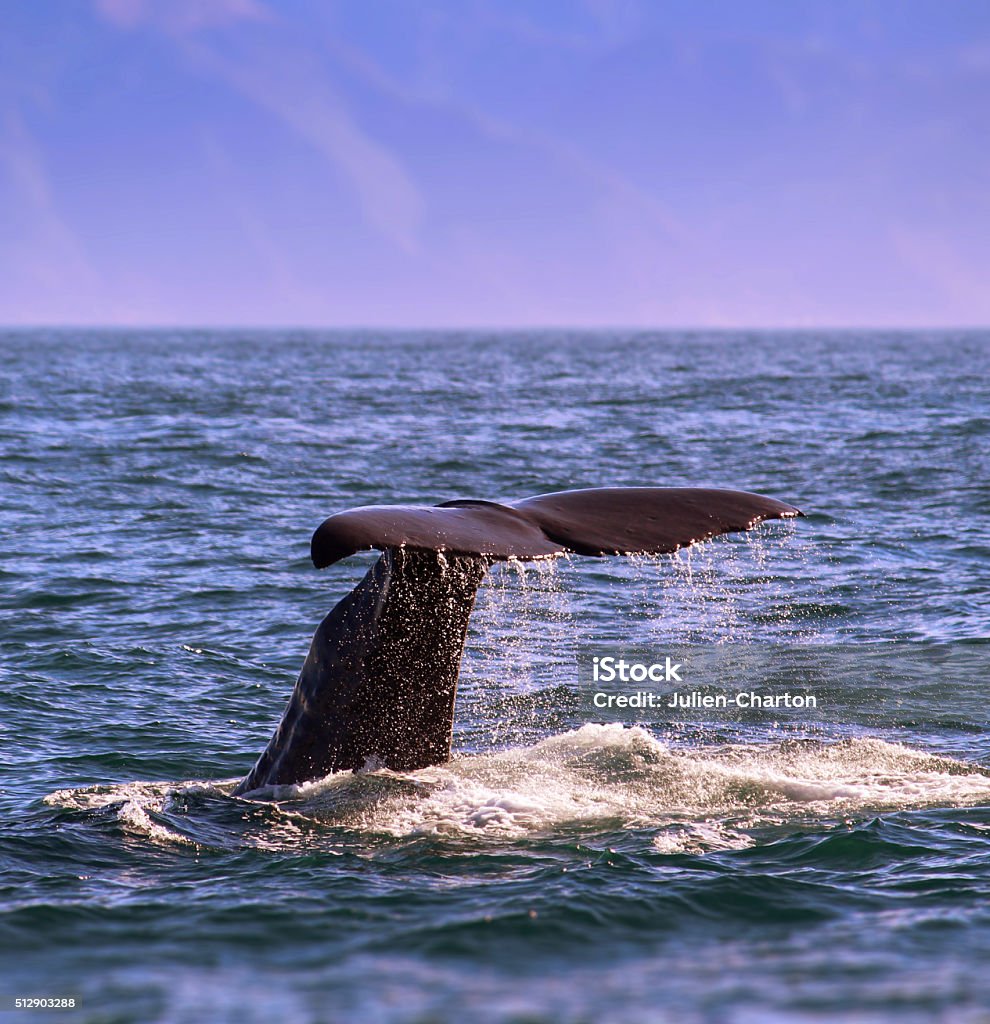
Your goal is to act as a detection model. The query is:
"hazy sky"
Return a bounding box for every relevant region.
[1,0,988,327]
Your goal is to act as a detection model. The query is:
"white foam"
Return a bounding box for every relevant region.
[45,727,990,854]
[45,779,176,811]
[116,798,197,846]
[44,779,212,847]
[267,725,990,850]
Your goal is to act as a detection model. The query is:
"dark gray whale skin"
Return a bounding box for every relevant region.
[234,487,802,795]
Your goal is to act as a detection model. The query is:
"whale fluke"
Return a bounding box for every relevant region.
[235,487,802,795]
[310,487,800,567]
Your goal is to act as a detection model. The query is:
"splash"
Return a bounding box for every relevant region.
[46,726,990,855]
[334,725,990,845]
[44,781,201,847]
[465,555,573,692]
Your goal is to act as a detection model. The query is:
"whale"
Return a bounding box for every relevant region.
[234,487,803,795]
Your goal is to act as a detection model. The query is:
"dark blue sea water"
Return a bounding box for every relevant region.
[2,330,989,1023]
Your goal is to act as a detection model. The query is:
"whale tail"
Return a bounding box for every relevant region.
[234,487,802,795]
[234,549,488,794]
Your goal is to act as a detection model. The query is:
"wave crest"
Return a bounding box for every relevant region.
[45,726,990,854]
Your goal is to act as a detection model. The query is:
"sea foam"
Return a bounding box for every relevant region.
[46,725,990,854]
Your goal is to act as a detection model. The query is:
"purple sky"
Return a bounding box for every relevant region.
[1,0,988,327]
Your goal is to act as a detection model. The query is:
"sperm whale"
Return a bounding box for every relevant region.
[234,487,802,795]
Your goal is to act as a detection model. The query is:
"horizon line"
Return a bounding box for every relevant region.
[2,323,988,334]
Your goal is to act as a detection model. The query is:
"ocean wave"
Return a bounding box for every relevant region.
[44,726,990,854]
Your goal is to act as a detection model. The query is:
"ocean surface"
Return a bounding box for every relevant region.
[2,329,989,1024]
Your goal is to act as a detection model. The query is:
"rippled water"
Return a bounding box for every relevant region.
[2,330,989,1023]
